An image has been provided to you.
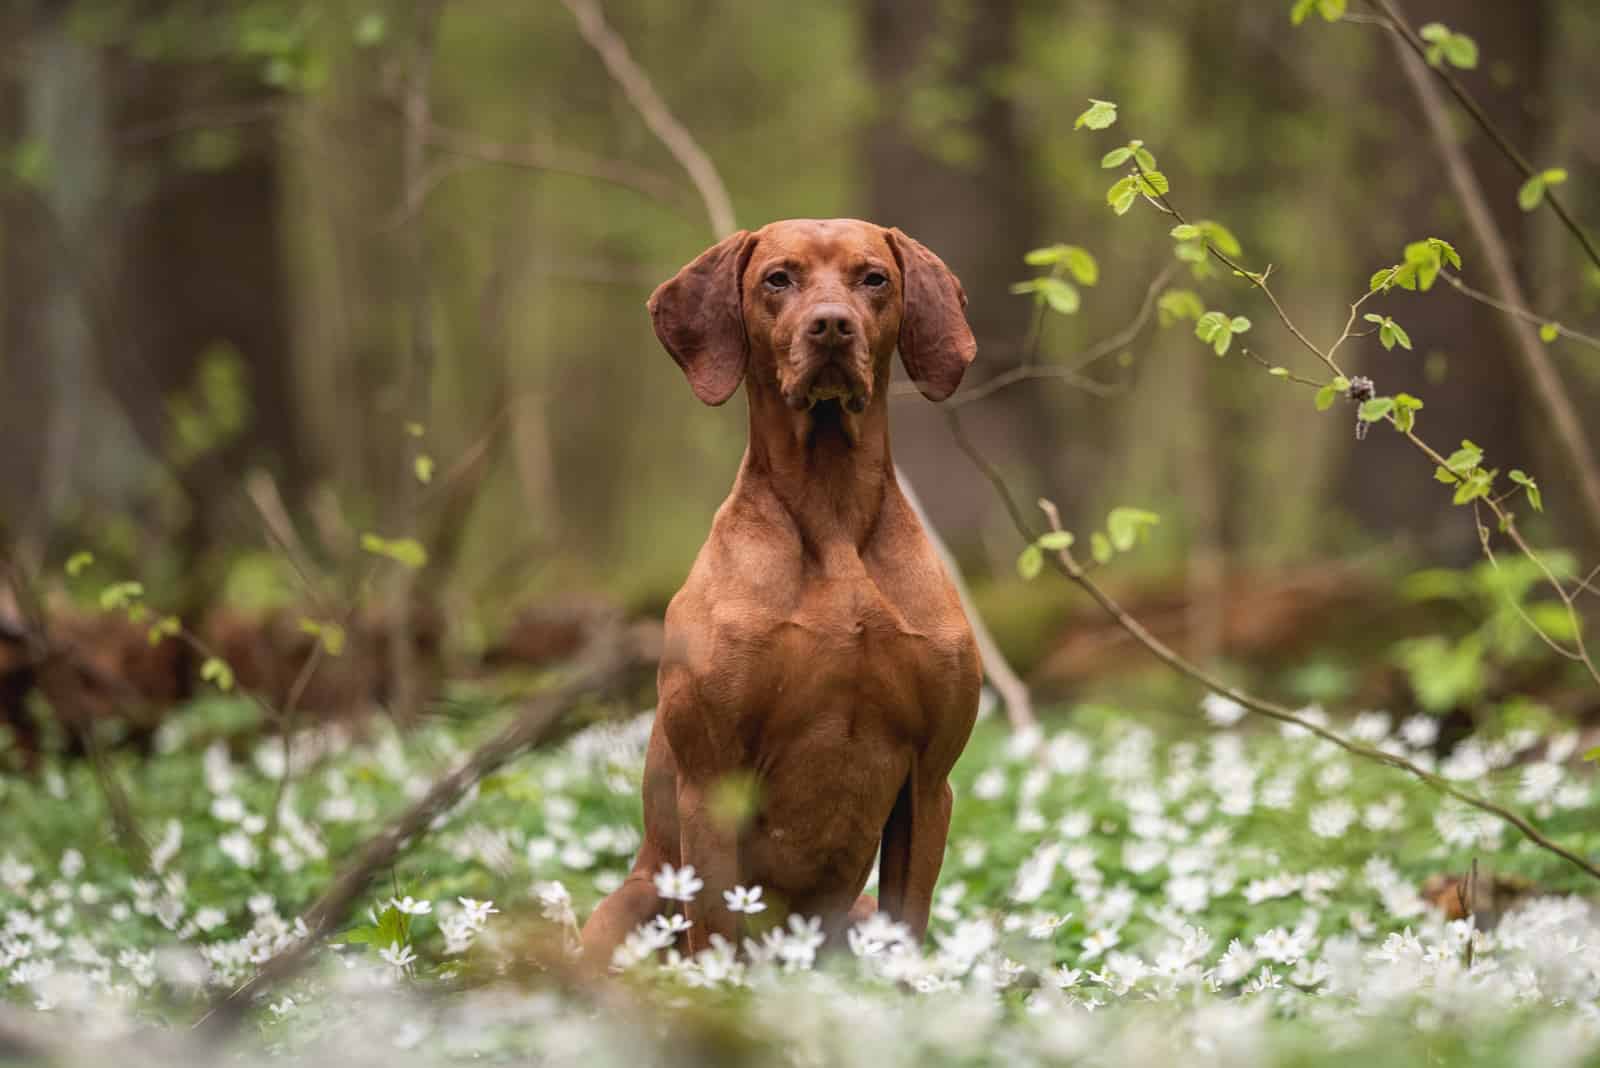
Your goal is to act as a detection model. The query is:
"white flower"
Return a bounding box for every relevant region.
[1400,715,1439,749]
[653,863,704,903]
[1011,842,1061,903]
[210,796,246,823]
[379,940,417,973]
[972,768,1007,801]
[456,897,498,929]
[1202,694,1247,727]
[58,850,84,879]
[1080,927,1120,961]
[218,832,259,870]
[1308,800,1356,838]
[389,896,432,916]
[723,885,767,914]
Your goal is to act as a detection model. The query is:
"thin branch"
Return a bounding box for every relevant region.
[910,264,1177,407]
[1363,0,1600,275]
[947,425,1600,883]
[1441,271,1600,354]
[1379,24,1600,546]
[194,630,641,1037]
[423,122,699,219]
[558,0,736,238]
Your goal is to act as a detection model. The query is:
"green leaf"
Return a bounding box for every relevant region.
[1061,246,1099,286]
[1195,311,1228,343]
[1290,0,1319,24]
[1443,440,1484,475]
[1229,316,1251,334]
[1138,170,1170,196]
[1369,266,1399,293]
[147,616,181,646]
[299,618,348,657]
[1359,397,1394,422]
[1197,221,1243,257]
[99,581,144,611]
[1509,470,1543,512]
[1090,532,1113,565]
[1100,147,1132,169]
[1112,188,1138,215]
[1269,366,1290,377]
[1389,320,1413,351]
[200,657,235,693]
[1132,146,1157,171]
[1016,543,1044,581]
[414,455,435,485]
[1106,175,1136,210]
[1157,289,1205,326]
[1518,175,1546,212]
[1542,167,1568,188]
[1106,507,1161,552]
[1539,322,1560,343]
[354,12,387,46]
[1452,468,1495,506]
[1442,33,1478,69]
[1170,224,1201,241]
[65,551,95,577]
[360,534,429,570]
[1379,323,1396,351]
[1075,99,1118,131]
[1037,531,1075,551]
[1427,238,1462,270]
[1315,384,1339,411]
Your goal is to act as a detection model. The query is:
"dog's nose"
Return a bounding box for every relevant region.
[806,304,855,345]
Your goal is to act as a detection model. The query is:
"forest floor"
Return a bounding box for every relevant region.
[1,686,1598,1066]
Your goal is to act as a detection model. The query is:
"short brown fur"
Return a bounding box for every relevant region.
[580,219,981,967]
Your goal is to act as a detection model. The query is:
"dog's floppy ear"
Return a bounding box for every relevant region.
[648,230,756,406]
[887,227,976,402]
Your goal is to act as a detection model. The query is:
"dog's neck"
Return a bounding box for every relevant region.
[738,374,896,556]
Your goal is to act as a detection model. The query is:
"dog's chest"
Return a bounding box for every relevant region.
[672,564,967,748]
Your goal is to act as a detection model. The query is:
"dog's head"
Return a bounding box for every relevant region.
[648,219,976,417]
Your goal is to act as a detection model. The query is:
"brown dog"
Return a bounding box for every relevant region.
[580,219,981,968]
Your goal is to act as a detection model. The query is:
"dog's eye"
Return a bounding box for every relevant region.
[862,271,889,288]
[764,270,792,290]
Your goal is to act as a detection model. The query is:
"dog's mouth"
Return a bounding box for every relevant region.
[792,362,868,414]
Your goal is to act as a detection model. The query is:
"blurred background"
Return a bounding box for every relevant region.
[3,0,1599,757]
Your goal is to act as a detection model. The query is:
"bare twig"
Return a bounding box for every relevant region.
[194,631,641,1037]
[558,0,736,238]
[904,264,1178,406]
[1441,271,1600,355]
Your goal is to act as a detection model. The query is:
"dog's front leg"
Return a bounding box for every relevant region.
[675,778,741,955]
[876,772,954,940]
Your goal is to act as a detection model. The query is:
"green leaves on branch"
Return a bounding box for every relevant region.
[1433,439,1497,506]
[200,656,236,693]
[1418,22,1479,70]
[1518,168,1569,212]
[1508,470,1544,513]
[99,581,145,612]
[1370,238,1461,293]
[1314,376,1351,412]
[1106,507,1160,552]
[360,533,429,570]
[65,551,95,578]
[1100,140,1156,172]
[1157,289,1206,327]
[1194,310,1251,356]
[1362,313,1414,352]
[1075,99,1118,131]
[299,618,348,657]
[1289,0,1346,25]
[1016,530,1073,581]
[1012,245,1099,315]
[1106,170,1169,215]
[1170,220,1242,278]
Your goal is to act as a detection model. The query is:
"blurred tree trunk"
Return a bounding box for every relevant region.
[863,0,1042,543]
[1335,0,1544,561]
